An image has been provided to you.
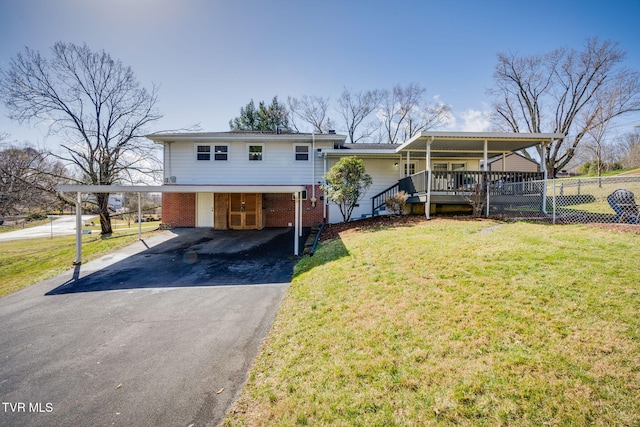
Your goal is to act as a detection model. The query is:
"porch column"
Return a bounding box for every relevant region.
[74,191,82,265]
[406,151,410,177]
[484,139,490,217]
[425,137,433,219]
[542,143,548,214]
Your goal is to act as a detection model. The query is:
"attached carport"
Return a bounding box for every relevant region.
[57,184,306,264]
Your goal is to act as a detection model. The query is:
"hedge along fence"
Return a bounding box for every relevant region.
[488,175,640,225]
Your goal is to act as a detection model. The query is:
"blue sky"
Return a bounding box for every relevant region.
[1,0,639,145]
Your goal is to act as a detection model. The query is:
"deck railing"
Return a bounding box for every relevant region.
[398,171,544,196]
[372,171,545,216]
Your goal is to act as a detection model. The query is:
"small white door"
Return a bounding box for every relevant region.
[196,193,214,227]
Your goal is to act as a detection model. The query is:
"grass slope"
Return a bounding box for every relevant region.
[224,219,640,426]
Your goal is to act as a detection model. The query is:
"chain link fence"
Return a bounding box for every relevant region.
[488,175,640,225]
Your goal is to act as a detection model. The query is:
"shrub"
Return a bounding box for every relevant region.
[385,191,408,215]
[26,212,47,221]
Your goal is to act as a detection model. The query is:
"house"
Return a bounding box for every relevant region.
[57,130,563,262]
[146,130,564,226]
[481,152,539,172]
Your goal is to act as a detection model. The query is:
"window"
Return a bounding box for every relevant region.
[294,144,310,161]
[214,145,228,161]
[292,190,308,200]
[248,144,263,161]
[452,163,466,171]
[196,145,211,161]
[433,163,448,171]
[407,163,416,175]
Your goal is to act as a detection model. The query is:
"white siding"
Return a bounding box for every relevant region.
[487,154,538,172]
[326,157,400,223]
[166,140,332,185]
[325,157,483,223]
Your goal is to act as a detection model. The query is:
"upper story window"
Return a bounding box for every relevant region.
[196,145,211,161]
[294,144,310,161]
[248,144,263,161]
[214,145,228,161]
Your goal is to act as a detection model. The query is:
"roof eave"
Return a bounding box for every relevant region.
[146,132,346,144]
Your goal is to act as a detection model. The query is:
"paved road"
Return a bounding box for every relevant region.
[0,228,296,426]
[0,215,95,241]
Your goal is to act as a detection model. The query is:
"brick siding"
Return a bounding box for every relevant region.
[264,185,325,227]
[161,193,195,227]
[161,185,327,228]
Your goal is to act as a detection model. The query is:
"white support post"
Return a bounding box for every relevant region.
[406,151,411,177]
[74,192,82,265]
[294,191,300,256]
[138,192,142,240]
[484,139,490,217]
[426,138,433,219]
[542,143,548,214]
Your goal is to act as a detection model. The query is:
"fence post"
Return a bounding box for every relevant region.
[552,178,556,224]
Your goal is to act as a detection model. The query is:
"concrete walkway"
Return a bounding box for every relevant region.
[0,228,295,426]
[0,215,95,241]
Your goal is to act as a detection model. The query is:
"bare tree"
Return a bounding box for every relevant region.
[0,145,71,218]
[616,129,640,169]
[378,83,451,144]
[490,38,640,176]
[0,42,162,234]
[337,88,382,143]
[287,95,330,133]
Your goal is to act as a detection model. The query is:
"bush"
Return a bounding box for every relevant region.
[385,191,408,215]
[26,212,47,222]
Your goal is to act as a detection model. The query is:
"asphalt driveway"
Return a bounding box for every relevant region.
[0,228,298,426]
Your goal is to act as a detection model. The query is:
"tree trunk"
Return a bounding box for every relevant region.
[95,192,113,235]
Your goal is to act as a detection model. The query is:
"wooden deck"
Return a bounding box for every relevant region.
[371,170,545,215]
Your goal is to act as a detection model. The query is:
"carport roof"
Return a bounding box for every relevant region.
[396,131,565,158]
[57,184,306,193]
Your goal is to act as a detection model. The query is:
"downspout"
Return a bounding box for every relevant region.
[165,142,172,181]
[311,133,316,204]
[294,191,299,255]
[426,137,433,219]
[323,153,328,222]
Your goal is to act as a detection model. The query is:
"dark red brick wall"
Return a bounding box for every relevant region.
[161,193,195,227]
[263,185,325,227]
[162,185,326,228]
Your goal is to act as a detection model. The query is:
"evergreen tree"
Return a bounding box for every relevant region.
[229,96,291,131]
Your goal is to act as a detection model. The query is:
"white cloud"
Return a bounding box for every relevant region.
[458,108,492,132]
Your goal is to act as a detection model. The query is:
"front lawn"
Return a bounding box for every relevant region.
[224,218,640,426]
[0,229,159,297]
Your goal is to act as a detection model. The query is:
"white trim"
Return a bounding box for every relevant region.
[294,143,311,161]
[58,184,306,193]
[247,143,264,161]
[195,143,212,161]
[213,143,229,161]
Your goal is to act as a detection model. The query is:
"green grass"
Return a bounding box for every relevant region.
[223,219,640,426]
[0,218,50,233]
[0,229,159,297]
